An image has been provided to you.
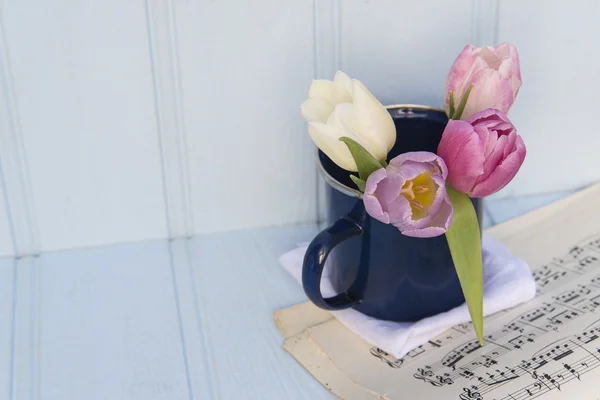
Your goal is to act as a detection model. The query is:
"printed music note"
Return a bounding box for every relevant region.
[459,387,482,400]
[370,348,404,368]
[525,381,544,397]
[401,227,600,400]
[506,322,525,333]
[564,363,580,380]
[548,309,580,326]
[534,266,571,291]
[542,373,561,391]
[407,346,426,358]
[413,368,443,387]
[578,255,598,269]
[459,369,475,380]
[508,335,535,349]
[554,286,594,304]
[584,236,600,250]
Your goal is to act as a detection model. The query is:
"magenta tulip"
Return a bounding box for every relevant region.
[363,152,453,238]
[437,109,526,198]
[445,43,521,120]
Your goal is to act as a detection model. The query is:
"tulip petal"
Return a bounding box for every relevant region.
[445,45,478,109]
[466,108,510,125]
[477,46,502,70]
[461,69,514,119]
[437,120,485,193]
[471,136,526,197]
[364,168,391,223]
[332,103,389,162]
[385,195,414,225]
[498,58,522,98]
[496,42,522,98]
[502,130,518,158]
[351,80,397,155]
[364,167,412,226]
[401,195,453,238]
[308,80,336,100]
[389,151,449,179]
[391,161,431,185]
[308,122,357,171]
[333,71,353,103]
[495,42,522,82]
[301,97,334,123]
[475,132,506,184]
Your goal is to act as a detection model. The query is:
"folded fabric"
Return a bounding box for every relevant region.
[279,235,536,359]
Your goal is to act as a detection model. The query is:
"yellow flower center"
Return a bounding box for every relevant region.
[400,171,437,220]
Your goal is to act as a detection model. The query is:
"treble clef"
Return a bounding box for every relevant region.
[413,368,443,387]
[459,387,482,400]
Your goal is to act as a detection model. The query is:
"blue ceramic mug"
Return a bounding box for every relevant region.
[302,105,483,322]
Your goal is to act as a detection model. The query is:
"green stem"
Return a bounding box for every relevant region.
[453,84,473,120]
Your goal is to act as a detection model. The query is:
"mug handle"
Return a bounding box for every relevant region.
[302,215,365,310]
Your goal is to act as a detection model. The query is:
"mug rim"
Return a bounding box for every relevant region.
[317,104,447,199]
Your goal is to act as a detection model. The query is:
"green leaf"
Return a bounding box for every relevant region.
[445,186,484,345]
[448,91,456,119]
[452,84,473,120]
[350,175,366,192]
[339,137,385,181]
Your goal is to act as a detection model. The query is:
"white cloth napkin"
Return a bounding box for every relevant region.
[279,235,536,359]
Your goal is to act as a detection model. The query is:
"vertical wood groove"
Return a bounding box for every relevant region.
[165,239,221,399]
[0,19,40,257]
[145,2,221,398]
[145,2,197,398]
[145,0,193,239]
[313,0,341,223]
[10,257,41,400]
[471,0,499,46]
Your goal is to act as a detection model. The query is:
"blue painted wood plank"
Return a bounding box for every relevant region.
[0,258,14,399]
[486,191,573,226]
[187,224,333,399]
[33,241,190,400]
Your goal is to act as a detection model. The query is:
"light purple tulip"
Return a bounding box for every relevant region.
[437,108,526,198]
[445,43,521,120]
[363,152,453,238]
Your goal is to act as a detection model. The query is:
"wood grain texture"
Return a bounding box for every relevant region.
[145,0,194,238]
[2,0,168,252]
[0,186,15,257]
[0,17,35,257]
[187,224,333,399]
[485,191,573,226]
[493,0,600,197]
[167,239,218,399]
[173,0,318,235]
[314,0,340,224]
[0,259,14,399]
[470,0,499,46]
[338,0,473,107]
[11,256,41,400]
[0,196,570,399]
[33,241,189,400]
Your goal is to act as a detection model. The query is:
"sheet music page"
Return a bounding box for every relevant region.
[276,183,600,400]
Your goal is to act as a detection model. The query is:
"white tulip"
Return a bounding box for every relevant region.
[301,71,396,172]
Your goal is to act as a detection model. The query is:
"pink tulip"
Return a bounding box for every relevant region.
[437,109,526,198]
[363,152,453,238]
[445,43,521,120]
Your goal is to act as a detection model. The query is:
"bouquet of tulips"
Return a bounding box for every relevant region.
[300,43,526,343]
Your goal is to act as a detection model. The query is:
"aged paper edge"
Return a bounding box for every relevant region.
[283,330,388,400]
[274,301,333,339]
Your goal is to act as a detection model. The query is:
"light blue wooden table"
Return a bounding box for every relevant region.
[0,193,571,400]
